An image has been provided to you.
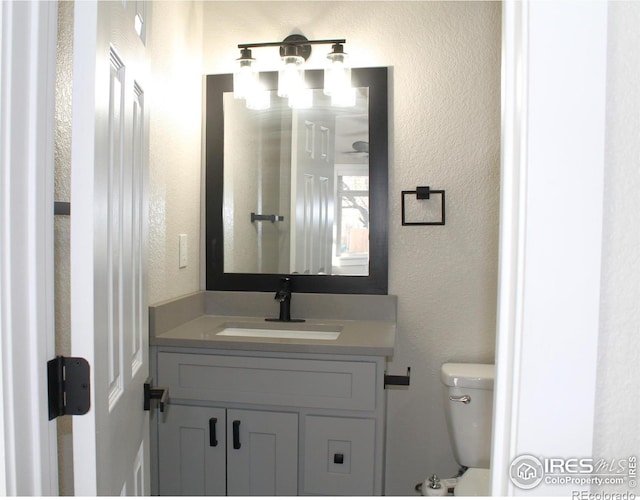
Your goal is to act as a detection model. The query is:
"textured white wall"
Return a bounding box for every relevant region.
[202,2,501,494]
[54,2,74,494]
[147,1,204,305]
[593,0,640,483]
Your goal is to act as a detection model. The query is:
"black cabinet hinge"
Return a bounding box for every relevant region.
[47,356,90,421]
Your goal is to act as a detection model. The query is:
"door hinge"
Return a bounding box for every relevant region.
[47,356,90,421]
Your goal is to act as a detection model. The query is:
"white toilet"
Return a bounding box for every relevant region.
[441,362,495,496]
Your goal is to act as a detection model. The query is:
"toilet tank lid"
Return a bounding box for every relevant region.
[441,363,495,389]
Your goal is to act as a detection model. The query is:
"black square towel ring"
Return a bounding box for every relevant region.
[401,186,446,226]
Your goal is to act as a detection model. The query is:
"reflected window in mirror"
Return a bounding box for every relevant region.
[336,167,369,275]
[206,68,388,294]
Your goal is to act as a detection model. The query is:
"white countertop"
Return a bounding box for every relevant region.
[151,314,395,356]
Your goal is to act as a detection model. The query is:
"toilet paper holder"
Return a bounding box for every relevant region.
[384,367,411,388]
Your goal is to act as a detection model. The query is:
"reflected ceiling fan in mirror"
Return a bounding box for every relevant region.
[343,140,369,155]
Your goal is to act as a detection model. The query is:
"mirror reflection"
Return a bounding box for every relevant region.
[223,87,370,276]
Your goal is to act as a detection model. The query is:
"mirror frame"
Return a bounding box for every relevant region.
[205,67,388,294]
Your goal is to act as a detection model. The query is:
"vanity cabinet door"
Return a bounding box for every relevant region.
[157,405,226,496]
[226,409,298,496]
[303,415,376,495]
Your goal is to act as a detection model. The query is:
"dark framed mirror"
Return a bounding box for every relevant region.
[205,67,388,294]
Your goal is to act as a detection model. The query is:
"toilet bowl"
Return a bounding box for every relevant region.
[454,468,491,496]
[441,363,495,496]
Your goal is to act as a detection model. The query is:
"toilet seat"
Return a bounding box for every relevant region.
[454,468,491,496]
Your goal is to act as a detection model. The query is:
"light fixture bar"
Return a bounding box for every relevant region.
[238,38,346,50]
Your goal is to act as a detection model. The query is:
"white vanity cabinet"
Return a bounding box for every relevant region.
[152,348,387,496]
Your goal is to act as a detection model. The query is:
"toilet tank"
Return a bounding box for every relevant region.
[441,363,494,469]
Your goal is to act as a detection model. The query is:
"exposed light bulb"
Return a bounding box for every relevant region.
[324,44,352,98]
[278,55,305,98]
[288,87,313,109]
[246,86,271,110]
[331,86,356,107]
[233,49,258,100]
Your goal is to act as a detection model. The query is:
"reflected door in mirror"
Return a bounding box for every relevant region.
[223,88,369,276]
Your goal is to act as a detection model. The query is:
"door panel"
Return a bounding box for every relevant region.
[290,110,336,274]
[303,415,376,495]
[158,405,226,496]
[70,1,150,495]
[226,409,298,496]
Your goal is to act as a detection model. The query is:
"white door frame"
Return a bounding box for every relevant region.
[491,0,608,495]
[0,0,59,495]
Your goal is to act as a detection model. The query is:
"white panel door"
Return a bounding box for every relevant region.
[70,0,150,495]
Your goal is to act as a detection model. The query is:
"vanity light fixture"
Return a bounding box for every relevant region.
[324,42,353,106]
[233,34,353,109]
[246,86,271,110]
[277,41,306,99]
[233,48,258,100]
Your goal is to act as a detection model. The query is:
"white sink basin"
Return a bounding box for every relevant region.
[215,321,342,340]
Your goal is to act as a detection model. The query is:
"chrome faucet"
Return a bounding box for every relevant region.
[266,277,305,323]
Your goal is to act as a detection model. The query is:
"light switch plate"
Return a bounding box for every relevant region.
[179,234,187,268]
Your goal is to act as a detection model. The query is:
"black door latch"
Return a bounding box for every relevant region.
[143,377,168,412]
